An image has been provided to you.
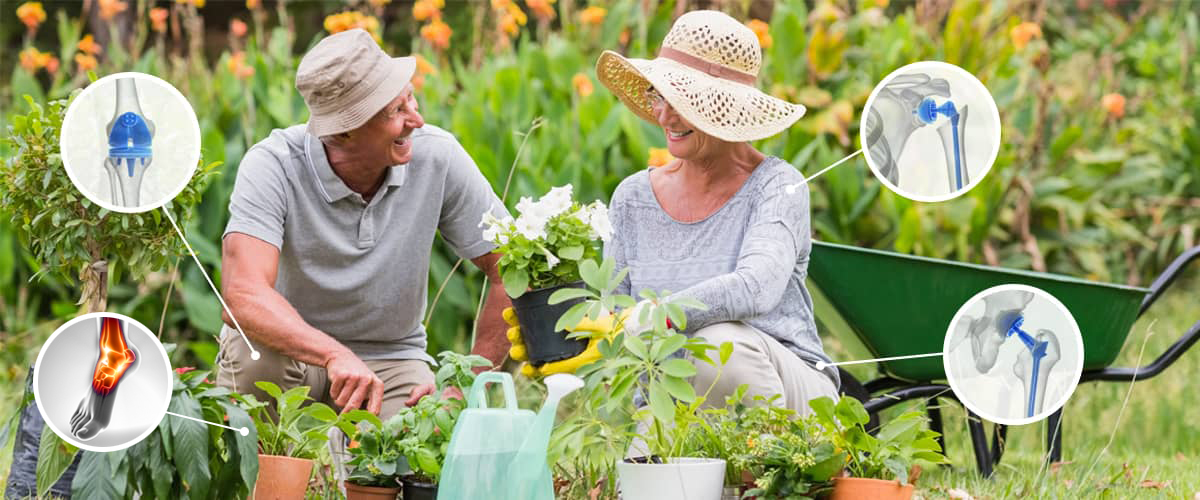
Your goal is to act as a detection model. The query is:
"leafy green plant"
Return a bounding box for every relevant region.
[546,258,721,499]
[244,381,360,460]
[810,395,947,484]
[482,184,610,298]
[65,364,260,499]
[344,412,402,488]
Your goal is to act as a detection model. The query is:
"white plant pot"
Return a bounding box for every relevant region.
[616,457,726,500]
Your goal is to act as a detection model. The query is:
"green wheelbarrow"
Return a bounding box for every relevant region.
[808,240,1200,477]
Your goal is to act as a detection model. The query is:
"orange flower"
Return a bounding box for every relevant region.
[45,55,59,73]
[324,12,381,41]
[746,19,772,50]
[98,0,128,20]
[491,0,511,8]
[368,0,391,6]
[16,2,46,31]
[230,18,248,38]
[1101,93,1125,118]
[174,0,205,7]
[19,47,52,72]
[579,6,606,26]
[412,0,438,22]
[648,148,674,167]
[228,51,255,79]
[246,0,260,8]
[572,73,593,97]
[149,7,169,32]
[619,29,630,46]
[75,53,99,72]
[1010,21,1042,50]
[420,19,452,50]
[498,14,519,36]
[526,0,556,22]
[77,34,103,55]
[414,54,437,75]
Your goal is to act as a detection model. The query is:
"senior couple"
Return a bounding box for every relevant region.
[215,10,840,422]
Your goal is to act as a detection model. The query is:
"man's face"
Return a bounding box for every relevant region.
[351,84,425,166]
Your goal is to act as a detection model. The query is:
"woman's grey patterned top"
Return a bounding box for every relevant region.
[604,156,839,386]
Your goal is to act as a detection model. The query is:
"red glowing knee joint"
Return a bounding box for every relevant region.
[91,317,135,395]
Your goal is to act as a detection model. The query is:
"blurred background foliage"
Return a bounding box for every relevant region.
[0,0,1196,420]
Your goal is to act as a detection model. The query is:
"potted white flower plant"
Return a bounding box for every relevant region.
[480,184,612,365]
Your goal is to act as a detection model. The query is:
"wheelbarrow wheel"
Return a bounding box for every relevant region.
[836,368,881,433]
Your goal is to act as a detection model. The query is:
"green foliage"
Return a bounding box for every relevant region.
[0,93,217,298]
[67,365,261,500]
[244,381,360,460]
[344,412,401,488]
[810,396,947,484]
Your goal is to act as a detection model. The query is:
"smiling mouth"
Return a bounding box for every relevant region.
[393,135,411,147]
[667,129,693,139]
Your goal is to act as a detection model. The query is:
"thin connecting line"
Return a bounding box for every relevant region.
[785,148,863,194]
[167,410,249,436]
[815,351,943,371]
[162,208,260,360]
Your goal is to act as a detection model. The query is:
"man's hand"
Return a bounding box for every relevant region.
[324,350,384,415]
[405,384,464,406]
[506,307,625,377]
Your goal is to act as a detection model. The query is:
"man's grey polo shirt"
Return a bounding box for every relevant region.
[223,124,506,363]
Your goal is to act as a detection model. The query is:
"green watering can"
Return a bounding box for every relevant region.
[438,372,583,500]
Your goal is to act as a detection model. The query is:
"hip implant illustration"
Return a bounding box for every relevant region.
[864,73,970,192]
[954,291,1061,418]
[104,78,155,207]
[70,316,140,440]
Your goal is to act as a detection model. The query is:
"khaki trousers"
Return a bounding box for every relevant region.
[214,328,434,419]
[691,322,839,416]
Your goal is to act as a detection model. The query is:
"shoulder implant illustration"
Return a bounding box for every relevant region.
[71,316,140,440]
[864,73,970,191]
[104,78,155,207]
[953,291,1061,418]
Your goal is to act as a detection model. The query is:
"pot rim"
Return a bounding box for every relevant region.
[833,477,914,488]
[256,454,314,465]
[619,457,727,467]
[343,480,402,492]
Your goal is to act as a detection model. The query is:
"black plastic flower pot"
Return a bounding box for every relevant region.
[510,281,589,365]
[400,476,437,500]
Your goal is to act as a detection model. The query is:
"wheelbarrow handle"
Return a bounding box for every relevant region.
[1139,245,1200,317]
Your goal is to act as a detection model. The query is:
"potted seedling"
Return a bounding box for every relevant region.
[244,381,364,500]
[810,396,947,500]
[390,352,491,499]
[480,184,612,365]
[547,258,729,500]
[343,413,404,500]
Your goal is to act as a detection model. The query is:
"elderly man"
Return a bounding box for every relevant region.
[215,29,511,418]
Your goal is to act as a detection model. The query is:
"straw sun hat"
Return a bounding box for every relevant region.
[596,10,805,142]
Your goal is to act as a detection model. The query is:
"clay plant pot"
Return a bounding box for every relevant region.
[616,457,726,500]
[400,476,437,500]
[343,481,400,500]
[252,454,313,500]
[829,477,914,500]
[510,281,589,365]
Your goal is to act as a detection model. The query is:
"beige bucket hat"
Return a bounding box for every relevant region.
[296,28,416,137]
[596,10,805,142]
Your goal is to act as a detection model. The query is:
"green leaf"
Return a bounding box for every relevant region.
[622,331,649,359]
[651,333,687,361]
[554,301,591,332]
[36,424,78,497]
[578,259,601,288]
[558,245,584,260]
[548,287,593,304]
[647,381,675,424]
[719,341,734,365]
[660,358,696,378]
[660,375,696,403]
[71,451,120,499]
[502,266,530,298]
[835,396,871,427]
[219,400,259,492]
[169,392,212,499]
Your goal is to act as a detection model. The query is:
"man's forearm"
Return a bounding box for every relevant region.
[471,282,512,367]
[224,285,350,367]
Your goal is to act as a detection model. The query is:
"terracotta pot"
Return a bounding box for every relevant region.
[343,481,400,500]
[252,454,313,500]
[829,477,914,500]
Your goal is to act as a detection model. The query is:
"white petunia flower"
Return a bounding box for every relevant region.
[545,250,560,269]
[480,212,513,245]
[516,196,537,216]
[540,185,574,217]
[515,214,548,240]
[587,202,613,242]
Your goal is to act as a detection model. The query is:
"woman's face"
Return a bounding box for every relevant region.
[646,86,731,161]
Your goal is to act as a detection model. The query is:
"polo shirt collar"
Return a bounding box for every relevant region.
[305,132,408,204]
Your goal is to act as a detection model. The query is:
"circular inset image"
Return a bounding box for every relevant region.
[943,284,1083,425]
[860,61,1001,202]
[60,72,200,213]
[33,313,172,452]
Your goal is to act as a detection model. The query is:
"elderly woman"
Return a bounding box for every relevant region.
[595,10,839,414]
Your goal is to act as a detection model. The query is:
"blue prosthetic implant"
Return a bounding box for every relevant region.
[104,78,154,207]
[915,97,969,192]
[864,73,951,186]
[1005,316,1060,418]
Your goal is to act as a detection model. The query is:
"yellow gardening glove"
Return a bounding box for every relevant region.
[505,307,626,377]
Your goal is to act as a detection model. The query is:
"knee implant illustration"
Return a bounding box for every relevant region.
[864,73,970,192]
[70,316,139,440]
[104,78,155,207]
[955,291,1062,418]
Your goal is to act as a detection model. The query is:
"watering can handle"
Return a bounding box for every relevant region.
[466,371,519,410]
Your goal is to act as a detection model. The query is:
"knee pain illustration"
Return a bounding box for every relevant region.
[71,316,139,440]
[864,73,970,192]
[104,78,154,207]
[957,292,1061,419]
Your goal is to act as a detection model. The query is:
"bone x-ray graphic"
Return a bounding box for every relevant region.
[864,73,970,192]
[953,291,1062,419]
[104,78,155,207]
